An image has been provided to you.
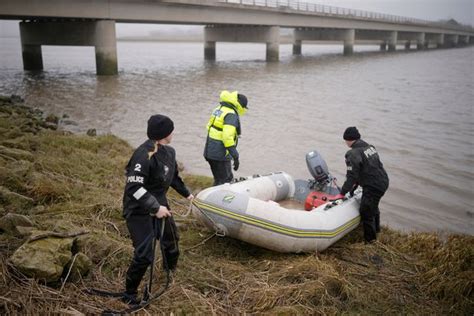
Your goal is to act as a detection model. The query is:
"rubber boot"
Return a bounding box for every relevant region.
[121,292,140,305]
[124,264,148,304]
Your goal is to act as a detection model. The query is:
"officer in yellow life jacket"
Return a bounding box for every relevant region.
[204,90,248,186]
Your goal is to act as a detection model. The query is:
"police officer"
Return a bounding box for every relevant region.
[335,127,389,243]
[122,114,193,304]
[204,90,248,186]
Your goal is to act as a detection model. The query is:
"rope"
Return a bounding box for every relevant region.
[191,200,226,237]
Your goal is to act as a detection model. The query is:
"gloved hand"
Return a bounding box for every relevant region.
[350,184,359,197]
[333,193,345,200]
[233,158,239,171]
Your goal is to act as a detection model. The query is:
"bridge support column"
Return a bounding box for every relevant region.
[292,40,302,55]
[94,21,118,75]
[19,20,117,75]
[458,35,469,46]
[343,29,355,56]
[416,33,425,50]
[204,41,216,60]
[388,31,397,51]
[436,34,445,48]
[21,44,43,71]
[266,31,280,62]
[204,25,279,61]
[445,34,459,47]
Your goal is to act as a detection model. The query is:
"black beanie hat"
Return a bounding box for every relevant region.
[147,114,174,140]
[343,126,361,141]
[237,94,248,108]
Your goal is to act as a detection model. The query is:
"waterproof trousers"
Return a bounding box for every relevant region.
[124,214,179,295]
[359,188,385,243]
[206,159,233,186]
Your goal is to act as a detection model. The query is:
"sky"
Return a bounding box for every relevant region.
[0,0,473,37]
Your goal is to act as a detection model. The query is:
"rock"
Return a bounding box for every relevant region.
[0,213,35,236]
[42,219,79,234]
[16,226,35,237]
[86,129,97,137]
[9,234,74,282]
[0,186,34,212]
[45,114,59,125]
[10,95,24,103]
[29,205,45,215]
[41,122,58,130]
[75,232,129,263]
[0,160,33,194]
[64,252,92,281]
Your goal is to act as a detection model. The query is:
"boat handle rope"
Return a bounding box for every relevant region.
[191,200,226,237]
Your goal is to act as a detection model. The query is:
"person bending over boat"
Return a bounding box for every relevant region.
[334,127,389,243]
[204,90,248,185]
[122,114,194,304]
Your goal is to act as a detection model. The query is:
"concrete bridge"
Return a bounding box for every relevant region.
[1,0,473,75]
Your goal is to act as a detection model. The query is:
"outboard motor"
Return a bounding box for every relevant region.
[298,150,341,210]
[306,150,332,191]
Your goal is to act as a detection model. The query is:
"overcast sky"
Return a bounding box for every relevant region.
[0,0,472,37]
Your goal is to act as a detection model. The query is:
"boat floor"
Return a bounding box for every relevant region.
[278,199,306,211]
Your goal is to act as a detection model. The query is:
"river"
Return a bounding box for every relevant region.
[1,37,473,235]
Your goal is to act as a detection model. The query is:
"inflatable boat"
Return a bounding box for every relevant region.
[191,151,362,253]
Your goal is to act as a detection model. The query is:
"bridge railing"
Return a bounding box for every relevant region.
[219,0,473,32]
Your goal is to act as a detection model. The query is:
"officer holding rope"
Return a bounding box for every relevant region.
[122,114,194,304]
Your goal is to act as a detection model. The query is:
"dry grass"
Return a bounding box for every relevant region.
[0,98,473,315]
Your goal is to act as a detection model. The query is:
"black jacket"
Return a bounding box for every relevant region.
[122,140,190,218]
[340,139,389,195]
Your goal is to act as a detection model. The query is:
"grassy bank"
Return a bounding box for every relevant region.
[0,97,472,315]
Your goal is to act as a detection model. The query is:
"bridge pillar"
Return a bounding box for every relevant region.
[445,34,459,47]
[458,35,469,46]
[292,40,302,55]
[416,33,425,50]
[436,34,445,48]
[343,29,355,56]
[204,25,279,61]
[266,37,279,62]
[21,44,43,71]
[94,21,118,75]
[19,20,118,75]
[204,41,216,60]
[388,31,397,51]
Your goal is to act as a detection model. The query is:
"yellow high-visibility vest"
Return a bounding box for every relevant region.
[206,105,238,148]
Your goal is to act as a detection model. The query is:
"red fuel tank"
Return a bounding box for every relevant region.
[304,191,339,211]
